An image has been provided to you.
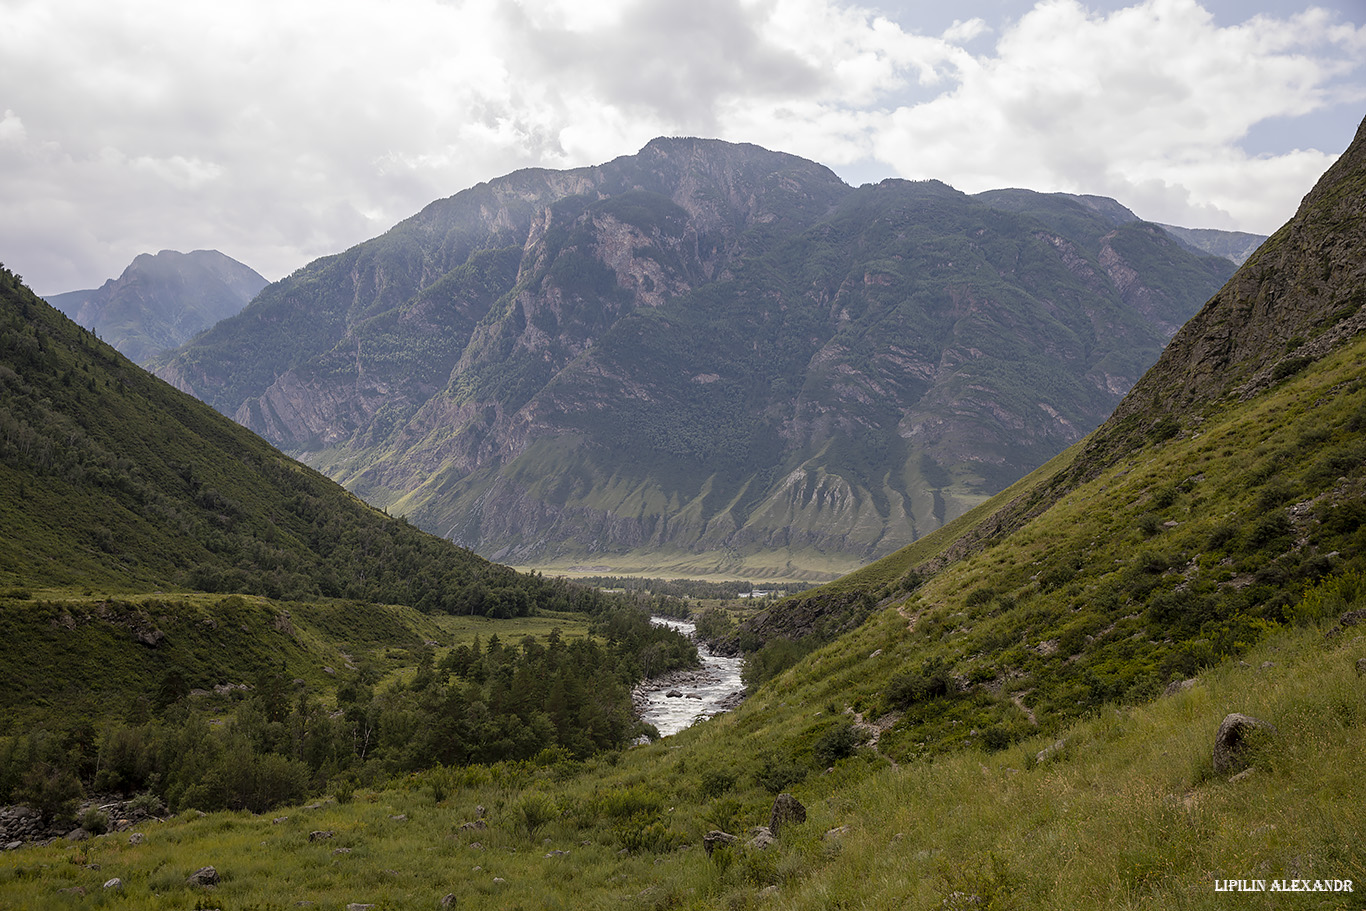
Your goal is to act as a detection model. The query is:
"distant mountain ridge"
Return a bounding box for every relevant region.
[46,249,266,364]
[154,139,1236,579]
[976,189,1266,264]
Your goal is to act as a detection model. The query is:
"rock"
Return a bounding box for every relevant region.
[103,878,122,890]
[823,825,851,840]
[187,866,221,886]
[135,628,165,647]
[1035,738,1067,764]
[1213,713,1277,775]
[545,849,570,857]
[1229,768,1256,784]
[666,690,683,698]
[768,793,806,836]
[1163,678,1195,697]
[703,830,738,854]
[758,885,780,898]
[64,828,89,841]
[128,832,145,845]
[273,817,289,825]
[1327,608,1366,639]
[440,894,457,907]
[334,847,352,855]
[1356,657,1366,677]
[459,820,487,831]
[3,841,21,851]
[390,814,407,821]
[309,830,335,842]
[748,826,776,850]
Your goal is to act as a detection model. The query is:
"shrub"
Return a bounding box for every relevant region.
[597,784,665,821]
[514,791,559,837]
[78,807,109,835]
[333,772,357,805]
[886,659,954,708]
[126,793,165,817]
[813,722,863,767]
[18,763,83,824]
[755,756,807,794]
[698,767,737,800]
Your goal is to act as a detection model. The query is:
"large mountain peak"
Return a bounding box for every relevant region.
[154,140,1237,578]
[45,249,266,364]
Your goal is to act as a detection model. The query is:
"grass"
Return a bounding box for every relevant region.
[2,615,1360,910]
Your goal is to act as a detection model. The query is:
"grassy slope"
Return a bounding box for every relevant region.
[3,301,1362,910]
[0,610,1358,909]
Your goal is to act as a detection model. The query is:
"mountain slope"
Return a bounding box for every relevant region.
[154,140,1234,578]
[745,113,1366,653]
[0,265,586,614]
[45,249,266,364]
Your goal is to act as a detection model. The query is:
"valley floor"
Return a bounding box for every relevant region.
[2,617,1361,910]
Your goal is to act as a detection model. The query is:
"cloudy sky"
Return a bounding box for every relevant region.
[3,0,1364,295]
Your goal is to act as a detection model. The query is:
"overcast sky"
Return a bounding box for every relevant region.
[3,0,1364,295]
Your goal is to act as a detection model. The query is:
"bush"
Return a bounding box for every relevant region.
[755,756,807,794]
[126,793,165,817]
[813,721,863,767]
[79,807,109,835]
[514,791,559,836]
[698,767,737,800]
[887,659,954,708]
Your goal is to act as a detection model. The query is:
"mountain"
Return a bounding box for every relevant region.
[745,113,1366,651]
[1152,223,1266,264]
[1,118,1363,910]
[976,189,1267,264]
[153,140,1235,579]
[45,249,267,364]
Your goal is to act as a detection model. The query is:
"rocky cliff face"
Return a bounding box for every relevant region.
[1108,114,1366,436]
[156,139,1235,577]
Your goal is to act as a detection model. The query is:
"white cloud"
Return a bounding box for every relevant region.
[871,0,1366,230]
[0,0,1361,294]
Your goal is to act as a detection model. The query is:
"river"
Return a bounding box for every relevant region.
[633,617,745,737]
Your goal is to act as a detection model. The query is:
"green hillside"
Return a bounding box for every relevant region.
[0,267,696,808]
[2,265,563,608]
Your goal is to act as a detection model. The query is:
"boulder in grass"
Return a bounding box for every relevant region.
[187,866,220,886]
[1213,713,1277,775]
[703,830,737,854]
[768,794,806,836]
